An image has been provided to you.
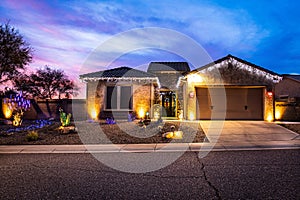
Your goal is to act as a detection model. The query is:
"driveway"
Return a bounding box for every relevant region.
[199,121,300,148]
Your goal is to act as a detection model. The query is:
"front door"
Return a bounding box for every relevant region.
[160,91,176,117]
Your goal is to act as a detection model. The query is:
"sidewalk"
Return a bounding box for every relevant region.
[1,140,300,154]
[1,121,299,153]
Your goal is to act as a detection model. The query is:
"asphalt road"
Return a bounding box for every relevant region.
[0,150,299,200]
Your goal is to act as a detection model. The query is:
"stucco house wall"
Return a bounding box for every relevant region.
[275,77,300,99]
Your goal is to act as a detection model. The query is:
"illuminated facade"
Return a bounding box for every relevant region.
[80,55,284,121]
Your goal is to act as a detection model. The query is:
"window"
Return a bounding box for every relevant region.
[106,86,132,110]
[106,86,117,109]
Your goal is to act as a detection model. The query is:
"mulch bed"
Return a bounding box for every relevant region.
[0,120,207,145]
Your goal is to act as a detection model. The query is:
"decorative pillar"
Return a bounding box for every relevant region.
[264,88,274,122]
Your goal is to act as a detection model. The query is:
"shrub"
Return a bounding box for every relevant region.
[26,131,39,141]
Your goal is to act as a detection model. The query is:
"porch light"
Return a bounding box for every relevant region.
[267,91,273,97]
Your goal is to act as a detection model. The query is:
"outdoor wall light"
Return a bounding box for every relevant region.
[267,91,273,97]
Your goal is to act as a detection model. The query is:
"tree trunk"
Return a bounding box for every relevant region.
[45,99,52,118]
[31,99,46,119]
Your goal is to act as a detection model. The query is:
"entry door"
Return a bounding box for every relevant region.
[160,91,176,117]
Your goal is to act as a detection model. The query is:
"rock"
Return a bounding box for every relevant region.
[59,126,76,134]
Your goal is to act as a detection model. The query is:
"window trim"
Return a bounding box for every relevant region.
[105,85,133,111]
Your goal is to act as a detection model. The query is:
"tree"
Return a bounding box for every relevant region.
[15,66,79,99]
[0,22,33,85]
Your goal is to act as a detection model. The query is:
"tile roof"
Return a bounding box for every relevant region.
[80,66,156,79]
[147,62,190,72]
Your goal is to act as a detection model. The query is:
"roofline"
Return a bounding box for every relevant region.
[150,61,189,64]
[187,54,280,76]
[80,76,161,88]
[79,66,156,79]
[80,77,159,81]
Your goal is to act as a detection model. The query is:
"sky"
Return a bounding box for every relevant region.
[1,0,299,98]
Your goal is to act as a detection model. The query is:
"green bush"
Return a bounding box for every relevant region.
[26,131,39,141]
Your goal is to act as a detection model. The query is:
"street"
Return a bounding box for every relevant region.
[0,150,299,200]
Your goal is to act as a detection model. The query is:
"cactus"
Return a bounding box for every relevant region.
[59,108,71,127]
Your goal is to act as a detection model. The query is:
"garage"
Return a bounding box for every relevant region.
[196,87,263,120]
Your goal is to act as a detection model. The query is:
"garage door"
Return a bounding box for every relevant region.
[196,88,263,120]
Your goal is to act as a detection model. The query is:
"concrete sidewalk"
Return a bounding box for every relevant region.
[0,140,299,154]
[1,121,299,153]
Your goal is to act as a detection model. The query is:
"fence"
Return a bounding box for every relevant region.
[1,99,87,121]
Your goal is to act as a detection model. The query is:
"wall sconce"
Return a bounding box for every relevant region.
[267,91,273,97]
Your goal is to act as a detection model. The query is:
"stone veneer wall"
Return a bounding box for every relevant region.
[264,88,274,121]
[133,83,152,117]
[86,81,153,119]
[86,81,105,119]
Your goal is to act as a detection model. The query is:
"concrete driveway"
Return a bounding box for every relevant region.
[199,121,300,149]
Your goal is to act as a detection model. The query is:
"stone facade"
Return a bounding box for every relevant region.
[86,80,153,119]
[132,83,153,118]
[86,81,105,119]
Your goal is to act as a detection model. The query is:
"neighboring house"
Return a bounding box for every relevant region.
[275,75,300,100]
[80,55,282,121]
[275,75,300,121]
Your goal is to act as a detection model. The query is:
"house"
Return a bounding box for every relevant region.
[80,55,282,121]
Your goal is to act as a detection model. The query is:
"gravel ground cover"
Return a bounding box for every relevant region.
[0,120,206,144]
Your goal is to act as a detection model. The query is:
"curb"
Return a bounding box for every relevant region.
[0,142,299,154]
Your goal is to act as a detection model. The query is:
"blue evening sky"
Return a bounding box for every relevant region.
[1,0,299,96]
